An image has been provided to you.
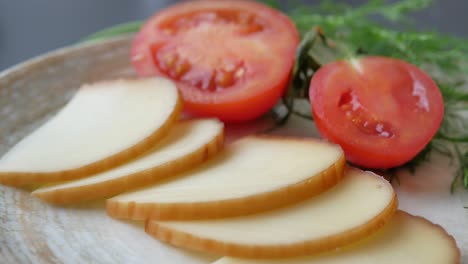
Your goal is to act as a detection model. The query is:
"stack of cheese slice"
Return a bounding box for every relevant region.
[0,78,228,204]
[143,169,397,258]
[0,78,183,186]
[138,168,458,262]
[0,77,459,262]
[103,117,458,260]
[107,137,346,220]
[32,119,224,204]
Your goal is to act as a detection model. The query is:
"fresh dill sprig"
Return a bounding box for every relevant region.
[81,21,143,42]
[284,0,468,191]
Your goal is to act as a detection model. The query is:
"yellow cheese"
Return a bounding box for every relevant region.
[145,169,397,258]
[0,78,182,186]
[32,119,223,204]
[213,211,460,263]
[107,137,345,220]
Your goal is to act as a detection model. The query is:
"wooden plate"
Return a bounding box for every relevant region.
[0,36,466,263]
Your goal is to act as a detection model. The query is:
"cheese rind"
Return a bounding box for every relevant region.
[107,137,346,220]
[212,211,460,263]
[0,78,182,186]
[32,119,224,204]
[145,169,397,258]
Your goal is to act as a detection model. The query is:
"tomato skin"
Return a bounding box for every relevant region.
[131,0,299,121]
[181,73,290,121]
[310,56,444,169]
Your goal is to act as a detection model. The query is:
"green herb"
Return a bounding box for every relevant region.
[82,21,143,42]
[83,0,468,190]
[283,0,468,191]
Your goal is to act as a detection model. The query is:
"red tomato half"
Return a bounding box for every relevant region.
[310,56,444,169]
[131,0,299,121]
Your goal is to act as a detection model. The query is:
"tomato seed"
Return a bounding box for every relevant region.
[216,69,235,87]
[173,60,191,79]
[164,54,178,69]
[340,91,395,138]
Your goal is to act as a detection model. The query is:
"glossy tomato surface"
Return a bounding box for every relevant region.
[131,0,299,121]
[310,56,444,169]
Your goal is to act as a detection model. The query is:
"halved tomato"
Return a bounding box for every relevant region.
[310,56,444,169]
[131,0,299,121]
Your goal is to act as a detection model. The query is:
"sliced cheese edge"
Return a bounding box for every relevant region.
[145,169,397,258]
[32,119,224,204]
[212,211,460,264]
[0,78,182,186]
[107,136,346,220]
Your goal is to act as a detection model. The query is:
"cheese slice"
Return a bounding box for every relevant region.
[213,211,460,263]
[145,169,397,258]
[107,136,346,220]
[32,119,224,204]
[0,78,182,186]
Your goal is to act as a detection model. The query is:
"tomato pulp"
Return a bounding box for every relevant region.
[131,0,299,121]
[310,56,444,169]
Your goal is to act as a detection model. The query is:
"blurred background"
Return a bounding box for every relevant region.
[0,0,466,71]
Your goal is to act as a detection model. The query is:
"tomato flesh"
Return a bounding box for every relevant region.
[310,56,444,169]
[132,1,299,121]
